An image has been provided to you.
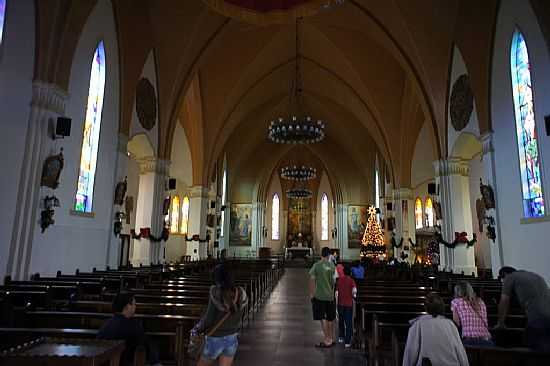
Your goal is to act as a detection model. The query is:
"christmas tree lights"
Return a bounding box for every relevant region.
[360,206,387,257]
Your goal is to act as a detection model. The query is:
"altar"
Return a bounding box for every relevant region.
[285,246,313,259]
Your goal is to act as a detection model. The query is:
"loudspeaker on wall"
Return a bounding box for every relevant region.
[428,183,437,195]
[56,117,71,137]
[386,202,393,211]
[545,115,550,136]
[168,178,176,190]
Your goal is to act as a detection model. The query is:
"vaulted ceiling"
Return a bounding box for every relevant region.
[35,0,511,198]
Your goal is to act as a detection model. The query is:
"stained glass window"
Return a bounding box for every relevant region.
[180,196,190,235]
[321,193,329,240]
[415,198,423,229]
[170,196,180,234]
[0,0,6,45]
[271,194,280,240]
[425,197,434,227]
[74,42,106,213]
[511,31,545,218]
[221,169,227,236]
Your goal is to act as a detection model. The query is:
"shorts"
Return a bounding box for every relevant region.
[312,297,336,321]
[202,333,239,360]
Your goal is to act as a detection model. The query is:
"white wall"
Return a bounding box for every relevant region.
[29,0,120,276]
[491,0,550,281]
[0,0,35,276]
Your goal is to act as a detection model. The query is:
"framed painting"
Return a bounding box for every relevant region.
[230,203,252,246]
[348,205,368,248]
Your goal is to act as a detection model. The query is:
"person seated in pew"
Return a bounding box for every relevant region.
[403,293,469,366]
[97,292,161,366]
[195,264,248,366]
[451,281,493,347]
[496,266,550,352]
[351,261,365,280]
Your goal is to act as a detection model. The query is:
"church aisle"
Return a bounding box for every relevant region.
[234,268,365,366]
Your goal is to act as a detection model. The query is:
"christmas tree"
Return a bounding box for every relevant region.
[360,206,387,257]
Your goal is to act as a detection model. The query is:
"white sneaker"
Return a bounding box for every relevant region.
[338,338,344,344]
[345,344,351,348]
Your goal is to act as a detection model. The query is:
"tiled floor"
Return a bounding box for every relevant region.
[235,268,365,366]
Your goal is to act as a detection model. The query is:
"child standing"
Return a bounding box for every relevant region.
[336,265,357,348]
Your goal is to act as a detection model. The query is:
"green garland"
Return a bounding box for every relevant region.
[408,238,419,248]
[435,232,477,248]
[391,237,404,248]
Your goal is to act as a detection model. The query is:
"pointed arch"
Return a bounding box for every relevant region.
[271,193,280,240]
[0,0,6,46]
[510,30,545,218]
[425,197,434,227]
[74,41,106,213]
[180,196,190,234]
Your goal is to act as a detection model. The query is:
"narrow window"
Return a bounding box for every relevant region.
[170,196,180,234]
[271,193,280,240]
[180,196,190,234]
[415,198,423,229]
[74,42,106,213]
[511,30,545,217]
[321,193,329,240]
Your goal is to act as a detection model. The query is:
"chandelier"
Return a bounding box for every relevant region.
[286,188,313,199]
[280,165,317,181]
[267,18,326,144]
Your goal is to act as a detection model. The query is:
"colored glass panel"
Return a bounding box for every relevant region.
[221,170,227,236]
[511,31,545,217]
[74,42,106,213]
[415,198,423,229]
[181,196,190,234]
[321,193,329,240]
[272,193,280,240]
[425,197,434,227]
[0,0,6,45]
[170,196,180,234]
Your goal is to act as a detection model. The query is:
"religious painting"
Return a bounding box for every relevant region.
[348,205,368,248]
[230,203,252,246]
[287,198,312,239]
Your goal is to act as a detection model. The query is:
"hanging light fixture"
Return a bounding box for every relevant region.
[286,187,313,199]
[267,18,326,144]
[280,165,317,181]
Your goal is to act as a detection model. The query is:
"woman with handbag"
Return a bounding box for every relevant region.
[194,264,248,366]
[451,281,494,346]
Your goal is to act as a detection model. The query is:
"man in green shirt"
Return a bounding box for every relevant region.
[309,246,336,347]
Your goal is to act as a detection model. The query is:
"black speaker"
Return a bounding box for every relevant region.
[56,117,71,137]
[545,115,550,136]
[168,178,176,190]
[210,201,216,209]
[428,183,437,195]
[386,202,393,211]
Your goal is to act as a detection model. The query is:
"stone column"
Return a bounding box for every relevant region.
[434,159,477,275]
[335,203,348,259]
[481,133,504,277]
[7,82,67,280]
[251,201,265,256]
[133,157,169,265]
[187,185,209,260]
[394,188,415,261]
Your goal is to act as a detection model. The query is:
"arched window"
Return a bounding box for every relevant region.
[415,198,423,229]
[375,169,380,210]
[170,196,180,234]
[511,30,545,218]
[321,193,329,240]
[180,196,190,234]
[221,169,227,236]
[74,42,106,213]
[0,1,6,45]
[425,197,434,227]
[271,194,280,240]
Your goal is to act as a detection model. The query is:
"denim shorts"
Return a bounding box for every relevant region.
[202,333,239,360]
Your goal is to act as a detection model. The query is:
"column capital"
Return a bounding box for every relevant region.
[136,157,170,175]
[189,185,209,198]
[31,81,68,115]
[393,188,413,200]
[433,158,469,177]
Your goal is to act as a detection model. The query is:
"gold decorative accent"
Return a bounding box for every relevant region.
[70,210,95,218]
